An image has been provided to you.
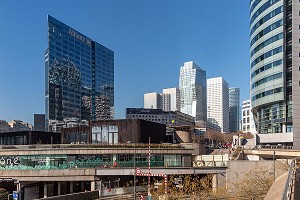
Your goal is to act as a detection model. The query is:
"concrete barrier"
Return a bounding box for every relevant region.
[35,190,99,200]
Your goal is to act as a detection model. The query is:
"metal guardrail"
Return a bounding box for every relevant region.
[282,158,298,200]
[241,145,296,151]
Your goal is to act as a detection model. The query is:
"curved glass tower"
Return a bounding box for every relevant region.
[250,0,300,145]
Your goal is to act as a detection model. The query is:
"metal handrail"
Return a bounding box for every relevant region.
[282,158,298,200]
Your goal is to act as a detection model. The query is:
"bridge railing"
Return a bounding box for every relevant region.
[282,158,298,200]
[245,145,296,151]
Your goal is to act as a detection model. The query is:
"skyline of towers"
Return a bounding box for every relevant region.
[207,77,229,133]
[45,15,114,131]
[249,0,300,145]
[179,61,207,122]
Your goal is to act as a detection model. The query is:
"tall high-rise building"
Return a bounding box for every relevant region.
[241,100,256,134]
[162,88,180,111]
[179,61,207,121]
[250,0,298,145]
[162,93,171,111]
[45,16,114,131]
[207,77,229,133]
[229,88,240,132]
[144,92,162,109]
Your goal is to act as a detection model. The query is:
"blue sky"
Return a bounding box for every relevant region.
[0,0,250,124]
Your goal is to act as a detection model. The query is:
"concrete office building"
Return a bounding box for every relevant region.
[162,88,180,111]
[249,0,300,145]
[45,15,114,131]
[207,77,229,133]
[126,108,194,126]
[241,99,257,134]
[144,92,162,109]
[229,88,240,132]
[179,61,207,122]
[8,120,33,132]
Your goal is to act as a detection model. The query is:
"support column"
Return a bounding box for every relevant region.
[91,181,95,191]
[58,182,61,195]
[44,183,48,198]
[212,174,218,193]
[81,181,85,191]
[70,182,73,193]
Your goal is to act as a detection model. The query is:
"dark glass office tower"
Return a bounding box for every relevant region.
[45,15,114,130]
[229,88,240,132]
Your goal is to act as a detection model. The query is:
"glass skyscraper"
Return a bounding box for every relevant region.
[179,61,207,122]
[45,15,114,130]
[250,0,300,145]
[229,88,240,132]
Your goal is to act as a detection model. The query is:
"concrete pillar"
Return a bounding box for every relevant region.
[91,181,95,191]
[212,174,218,193]
[16,183,20,191]
[44,183,48,198]
[70,182,73,193]
[58,182,61,195]
[283,124,286,133]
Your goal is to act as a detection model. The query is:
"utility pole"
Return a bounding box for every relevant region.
[148,137,151,199]
[134,143,136,200]
[273,150,276,181]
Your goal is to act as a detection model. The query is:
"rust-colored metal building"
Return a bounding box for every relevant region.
[61,119,166,144]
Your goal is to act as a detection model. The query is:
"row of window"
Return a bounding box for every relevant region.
[242,110,250,116]
[243,117,250,124]
[250,0,280,24]
[251,59,282,78]
[252,87,282,101]
[252,72,282,89]
[251,32,283,57]
[250,6,283,36]
[251,46,282,68]
[250,0,262,13]
[250,19,282,48]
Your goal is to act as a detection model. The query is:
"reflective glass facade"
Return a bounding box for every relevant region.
[0,154,183,170]
[179,61,207,121]
[45,15,114,129]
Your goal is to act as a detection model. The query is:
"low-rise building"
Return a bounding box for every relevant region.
[126,108,194,126]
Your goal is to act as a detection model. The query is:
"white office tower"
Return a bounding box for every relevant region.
[207,77,229,133]
[162,93,171,111]
[162,88,180,111]
[241,99,257,134]
[144,92,162,109]
[179,61,207,121]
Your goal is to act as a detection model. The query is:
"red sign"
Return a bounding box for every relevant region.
[136,168,141,175]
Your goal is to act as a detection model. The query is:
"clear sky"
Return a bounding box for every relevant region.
[0,0,250,124]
